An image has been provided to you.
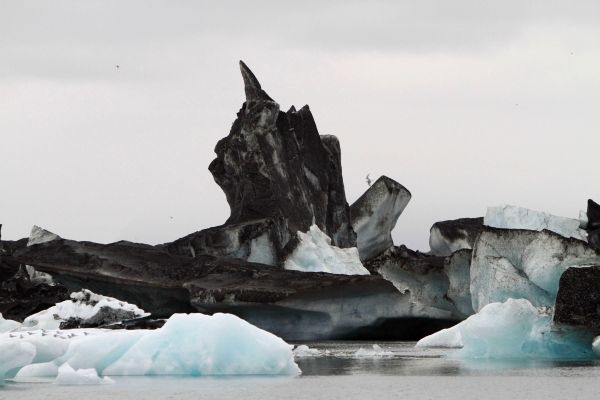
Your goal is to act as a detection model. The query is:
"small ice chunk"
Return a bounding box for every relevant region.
[484,205,586,241]
[54,363,114,385]
[284,225,369,275]
[293,344,323,358]
[353,344,393,358]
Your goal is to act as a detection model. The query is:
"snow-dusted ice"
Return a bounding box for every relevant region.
[284,225,369,275]
[417,299,595,360]
[0,313,299,381]
[21,289,149,330]
[484,205,587,241]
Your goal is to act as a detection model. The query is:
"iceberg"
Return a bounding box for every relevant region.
[293,344,326,358]
[417,299,596,360]
[21,289,149,330]
[484,205,587,241]
[284,225,369,275]
[1,313,299,380]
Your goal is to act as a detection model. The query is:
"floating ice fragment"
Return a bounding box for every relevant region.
[353,344,393,358]
[293,344,324,358]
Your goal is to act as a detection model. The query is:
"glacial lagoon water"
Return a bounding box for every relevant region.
[2,341,600,400]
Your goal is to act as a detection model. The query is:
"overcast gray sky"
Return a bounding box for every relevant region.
[1,0,599,251]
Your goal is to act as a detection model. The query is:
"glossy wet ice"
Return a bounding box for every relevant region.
[2,342,600,400]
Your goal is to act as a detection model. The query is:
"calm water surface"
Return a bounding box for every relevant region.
[2,342,600,400]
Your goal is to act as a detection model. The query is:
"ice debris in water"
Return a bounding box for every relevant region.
[293,344,327,358]
[21,289,149,330]
[353,344,393,358]
[484,205,587,241]
[54,363,114,385]
[284,224,369,275]
[0,313,300,381]
[417,299,596,360]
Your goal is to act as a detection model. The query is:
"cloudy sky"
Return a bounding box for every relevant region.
[1,1,599,250]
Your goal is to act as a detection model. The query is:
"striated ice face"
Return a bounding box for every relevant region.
[470,229,600,311]
[1,313,300,381]
[284,225,369,275]
[21,289,149,331]
[418,299,596,360]
[484,205,587,241]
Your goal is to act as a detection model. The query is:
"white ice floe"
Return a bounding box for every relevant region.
[21,289,149,330]
[1,313,300,380]
[54,363,114,385]
[284,225,369,275]
[417,299,595,359]
[0,314,21,333]
[353,344,393,358]
[484,205,587,241]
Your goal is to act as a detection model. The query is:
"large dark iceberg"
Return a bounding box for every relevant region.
[3,62,600,346]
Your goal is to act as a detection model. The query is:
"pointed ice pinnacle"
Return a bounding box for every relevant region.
[239,60,273,102]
